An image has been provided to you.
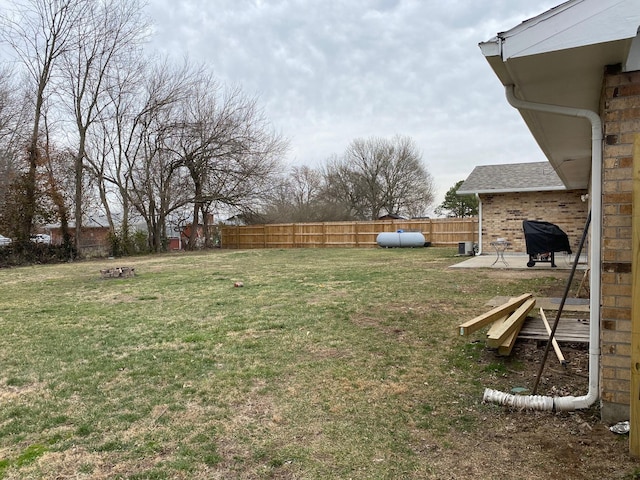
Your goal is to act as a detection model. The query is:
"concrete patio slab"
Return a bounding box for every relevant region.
[450,253,588,270]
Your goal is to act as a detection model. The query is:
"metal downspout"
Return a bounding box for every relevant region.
[477,194,483,255]
[483,85,602,411]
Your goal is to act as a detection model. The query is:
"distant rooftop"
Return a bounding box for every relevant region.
[457,161,567,195]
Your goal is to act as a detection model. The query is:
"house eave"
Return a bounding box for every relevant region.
[480,0,640,190]
[457,186,569,196]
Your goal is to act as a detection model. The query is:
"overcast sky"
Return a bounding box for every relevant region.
[145,0,561,210]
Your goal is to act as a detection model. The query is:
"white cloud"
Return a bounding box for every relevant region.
[146,0,560,206]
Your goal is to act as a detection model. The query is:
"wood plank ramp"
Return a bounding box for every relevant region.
[486,296,590,343]
[518,316,590,343]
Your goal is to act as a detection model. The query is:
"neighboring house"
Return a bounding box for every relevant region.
[49,217,112,256]
[479,0,640,433]
[179,213,218,248]
[167,233,182,251]
[49,213,179,254]
[458,161,588,254]
[223,214,248,226]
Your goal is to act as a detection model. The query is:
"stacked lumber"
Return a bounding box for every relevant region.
[458,294,535,356]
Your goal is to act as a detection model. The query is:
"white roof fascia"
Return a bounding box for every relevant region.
[456,186,568,195]
[497,0,640,60]
[625,29,640,71]
[478,36,501,57]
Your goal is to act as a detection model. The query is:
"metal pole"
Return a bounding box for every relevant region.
[532,211,592,395]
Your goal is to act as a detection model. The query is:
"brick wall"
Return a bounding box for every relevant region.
[598,68,640,421]
[480,190,589,254]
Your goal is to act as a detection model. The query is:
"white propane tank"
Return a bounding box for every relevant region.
[376,230,426,248]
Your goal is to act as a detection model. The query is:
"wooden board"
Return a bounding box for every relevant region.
[458,293,532,336]
[497,328,521,356]
[479,311,522,355]
[486,314,509,338]
[486,298,536,347]
[540,308,567,365]
[486,313,521,356]
[486,296,589,313]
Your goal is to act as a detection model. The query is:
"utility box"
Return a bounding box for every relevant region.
[458,241,474,256]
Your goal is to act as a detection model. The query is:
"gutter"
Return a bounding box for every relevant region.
[456,186,568,195]
[483,84,602,411]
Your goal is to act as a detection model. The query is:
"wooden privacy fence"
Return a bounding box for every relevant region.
[219,218,478,249]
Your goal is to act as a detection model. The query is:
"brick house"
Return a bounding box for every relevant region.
[479,0,640,444]
[458,161,589,254]
[49,219,112,257]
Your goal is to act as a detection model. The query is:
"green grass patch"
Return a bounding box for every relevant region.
[0,248,594,478]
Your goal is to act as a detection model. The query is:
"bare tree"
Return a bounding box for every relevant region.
[261,165,348,223]
[164,75,287,249]
[40,116,74,255]
[88,59,203,253]
[0,68,29,233]
[288,166,323,213]
[60,0,148,251]
[122,60,202,252]
[0,67,28,156]
[1,1,290,257]
[321,154,367,220]
[378,135,435,218]
[86,55,153,251]
[323,135,435,220]
[0,0,88,245]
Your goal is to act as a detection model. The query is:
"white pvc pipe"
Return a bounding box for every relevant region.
[483,85,602,411]
[483,388,554,410]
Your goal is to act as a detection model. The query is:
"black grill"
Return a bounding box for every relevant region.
[522,220,572,268]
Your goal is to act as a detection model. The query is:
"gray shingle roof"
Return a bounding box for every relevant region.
[457,161,566,194]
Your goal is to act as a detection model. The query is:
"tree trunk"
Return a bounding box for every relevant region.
[74,142,84,253]
[22,79,48,247]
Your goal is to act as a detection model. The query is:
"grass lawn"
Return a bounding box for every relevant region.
[0,248,636,479]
